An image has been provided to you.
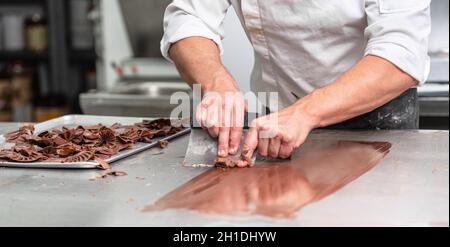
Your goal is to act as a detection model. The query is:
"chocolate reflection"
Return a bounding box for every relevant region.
[144,140,391,218]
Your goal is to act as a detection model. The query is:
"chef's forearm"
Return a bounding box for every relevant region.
[169,37,238,93]
[295,55,418,128]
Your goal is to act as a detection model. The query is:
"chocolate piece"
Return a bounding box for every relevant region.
[61,126,84,144]
[239,150,253,167]
[27,135,53,148]
[93,145,117,156]
[8,152,41,163]
[214,153,251,168]
[151,126,172,137]
[214,157,239,168]
[135,118,171,129]
[158,140,169,149]
[52,135,68,146]
[7,145,43,163]
[117,128,140,144]
[98,127,116,145]
[95,157,111,170]
[83,130,100,141]
[4,124,35,143]
[107,171,128,176]
[91,171,128,180]
[138,129,154,143]
[64,151,94,163]
[94,173,108,179]
[1,118,185,167]
[118,142,133,151]
[56,143,80,158]
[41,146,57,156]
[84,124,103,130]
[0,150,11,159]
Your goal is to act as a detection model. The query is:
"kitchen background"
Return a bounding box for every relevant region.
[0,0,448,129]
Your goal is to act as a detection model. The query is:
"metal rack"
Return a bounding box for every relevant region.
[0,0,96,113]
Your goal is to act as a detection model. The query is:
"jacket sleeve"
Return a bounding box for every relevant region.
[160,0,232,62]
[364,0,431,84]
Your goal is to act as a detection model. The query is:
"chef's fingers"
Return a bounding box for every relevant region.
[235,96,246,128]
[258,138,269,157]
[278,143,294,159]
[277,130,294,145]
[257,124,270,157]
[278,130,306,158]
[217,97,233,157]
[199,98,213,129]
[196,103,207,128]
[268,137,281,158]
[283,128,307,149]
[204,100,218,127]
[207,127,219,138]
[200,92,217,128]
[201,94,215,108]
[201,108,208,131]
[242,122,259,160]
[229,99,245,154]
[206,104,220,138]
[218,126,230,157]
[229,127,243,155]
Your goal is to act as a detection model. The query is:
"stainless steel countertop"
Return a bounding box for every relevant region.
[0,123,448,226]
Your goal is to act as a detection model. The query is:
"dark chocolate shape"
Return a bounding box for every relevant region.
[1,119,184,168]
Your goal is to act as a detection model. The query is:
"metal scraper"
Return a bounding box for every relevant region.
[182,113,289,167]
[182,128,251,167]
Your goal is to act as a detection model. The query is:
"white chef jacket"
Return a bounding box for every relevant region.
[161,0,431,110]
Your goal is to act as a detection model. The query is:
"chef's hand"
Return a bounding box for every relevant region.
[196,82,247,157]
[240,104,318,163]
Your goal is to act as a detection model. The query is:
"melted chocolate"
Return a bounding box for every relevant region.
[214,157,240,168]
[144,140,392,219]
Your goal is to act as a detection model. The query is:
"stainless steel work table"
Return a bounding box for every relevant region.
[0,123,448,227]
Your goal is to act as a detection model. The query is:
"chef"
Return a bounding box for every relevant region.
[161,0,431,164]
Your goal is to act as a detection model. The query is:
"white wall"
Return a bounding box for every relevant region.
[429,0,449,54]
[99,0,132,90]
[99,2,254,92]
[221,8,254,93]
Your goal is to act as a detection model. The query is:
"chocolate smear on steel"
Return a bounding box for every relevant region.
[144,140,392,219]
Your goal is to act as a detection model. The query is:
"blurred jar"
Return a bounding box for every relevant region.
[9,61,33,122]
[2,14,25,51]
[86,68,97,90]
[34,94,67,122]
[0,69,12,122]
[0,14,3,50]
[25,14,48,53]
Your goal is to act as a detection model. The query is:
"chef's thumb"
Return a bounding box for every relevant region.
[242,127,258,159]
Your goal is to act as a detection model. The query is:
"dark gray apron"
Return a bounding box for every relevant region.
[264,88,419,130]
[326,88,419,130]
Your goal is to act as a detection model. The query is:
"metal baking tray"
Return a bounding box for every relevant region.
[0,115,190,169]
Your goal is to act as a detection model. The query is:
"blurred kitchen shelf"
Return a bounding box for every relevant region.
[0,0,45,6]
[0,51,49,62]
[69,49,96,63]
[1,0,97,115]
